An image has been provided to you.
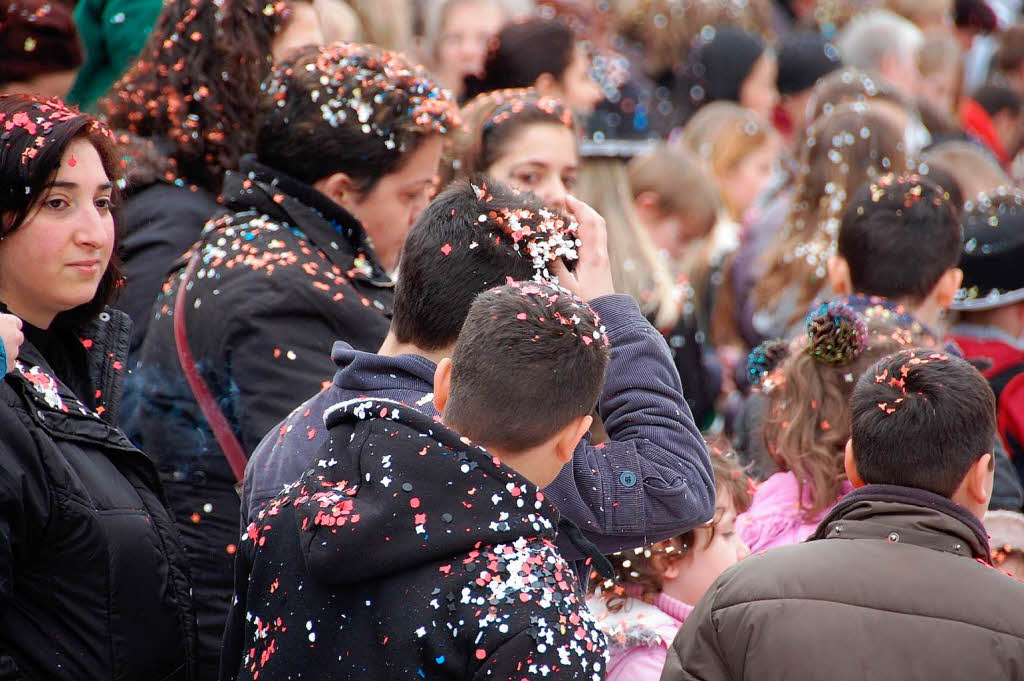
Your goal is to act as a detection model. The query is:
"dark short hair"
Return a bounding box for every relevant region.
[392,178,579,350]
[463,19,575,101]
[256,43,459,192]
[972,83,1024,118]
[839,174,962,302]
[0,95,124,329]
[851,349,996,497]
[445,280,609,451]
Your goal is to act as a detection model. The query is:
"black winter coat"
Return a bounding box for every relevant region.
[0,309,197,680]
[222,398,608,681]
[122,155,395,678]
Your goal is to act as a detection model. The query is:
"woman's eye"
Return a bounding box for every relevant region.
[563,175,577,190]
[515,172,540,186]
[46,197,69,210]
[95,197,112,210]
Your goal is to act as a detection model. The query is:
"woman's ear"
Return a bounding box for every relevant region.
[844,439,866,488]
[827,255,852,296]
[533,72,559,96]
[432,357,453,416]
[313,172,358,212]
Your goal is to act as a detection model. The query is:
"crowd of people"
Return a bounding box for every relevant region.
[2,0,1024,679]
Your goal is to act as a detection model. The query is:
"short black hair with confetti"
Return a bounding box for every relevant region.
[256,42,459,193]
[445,279,609,452]
[391,178,579,351]
[0,95,124,329]
[839,174,962,303]
[851,349,996,498]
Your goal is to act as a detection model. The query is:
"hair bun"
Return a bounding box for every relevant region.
[805,301,868,365]
[746,338,790,387]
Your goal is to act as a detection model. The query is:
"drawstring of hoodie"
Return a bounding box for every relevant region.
[558,517,615,580]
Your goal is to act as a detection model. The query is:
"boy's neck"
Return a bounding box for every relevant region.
[478,442,553,489]
[377,331,454,367]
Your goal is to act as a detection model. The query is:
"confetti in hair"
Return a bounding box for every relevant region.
[262,42,459,152]
[746,338,790,387]
[805,301,868,365]
[471,182,580,282]
[482,94,574,132]
[504,277,609,349]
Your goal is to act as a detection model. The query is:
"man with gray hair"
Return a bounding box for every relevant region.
[836,9,924,97]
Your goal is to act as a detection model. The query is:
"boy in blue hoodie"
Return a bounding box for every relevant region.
[221,280,611,680]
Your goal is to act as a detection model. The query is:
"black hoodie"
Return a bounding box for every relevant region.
[221,398,608,680]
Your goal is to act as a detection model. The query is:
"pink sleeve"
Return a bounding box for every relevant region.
[607,644,670,681]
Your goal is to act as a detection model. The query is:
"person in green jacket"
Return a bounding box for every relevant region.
[66,0,162,110]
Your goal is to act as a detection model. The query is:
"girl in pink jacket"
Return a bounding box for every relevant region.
[588,452,752,681]
[737,302,907,552]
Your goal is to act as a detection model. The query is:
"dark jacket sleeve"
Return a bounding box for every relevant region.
[990,437,1024,511]
[660,581,733,681]
[0,402,50,680]
[545,294,715,561]
[472,629,607,681]
[218,522,249,681]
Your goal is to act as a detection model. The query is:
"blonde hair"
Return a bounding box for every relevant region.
[882,0,952,28]
[314,0,365,42]
[347,0,415,52]
[673,102,778,218]
[922,141,1012,203]
[615,0,776,78]
[576,155,681,328]
[753,104,907,325]
[627,144,721,238]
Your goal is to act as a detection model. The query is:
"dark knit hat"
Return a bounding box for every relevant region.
[0,0,83,85]
[952,189,1024,311]
[685,25,766,107]
[777,32,842,96]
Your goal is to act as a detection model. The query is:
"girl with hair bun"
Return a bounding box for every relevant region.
[737,302,907,552]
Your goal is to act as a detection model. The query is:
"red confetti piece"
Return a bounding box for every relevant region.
[440,243,452,256]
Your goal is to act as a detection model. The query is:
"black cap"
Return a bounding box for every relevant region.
[776,32,842,96]
[952,189,1024,311]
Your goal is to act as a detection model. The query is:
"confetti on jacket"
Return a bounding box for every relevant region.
[222,398,608,680]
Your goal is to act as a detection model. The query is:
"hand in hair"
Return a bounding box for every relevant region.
[0,313,24,375]
[565,194,615,301]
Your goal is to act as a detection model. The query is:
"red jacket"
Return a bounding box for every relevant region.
[960,98,1011,166]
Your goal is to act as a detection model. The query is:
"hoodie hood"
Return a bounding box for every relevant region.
[277,398,561,585]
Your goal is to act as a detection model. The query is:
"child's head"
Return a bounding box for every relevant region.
[392,179,580,352]
[627,145,721,262]
[441,88,579,210]
[675,101,781,221]
[849,349,997,519]
[764,303,902,518]
[597,450,752,608]
[434,279,610,487]
[921,141,1011,205]
[832,174,963,317]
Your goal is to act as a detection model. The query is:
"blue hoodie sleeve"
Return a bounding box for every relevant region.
[544,294,716,560]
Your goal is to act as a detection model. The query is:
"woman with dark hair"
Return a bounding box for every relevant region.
[463,18,602,114]
[679,25,779,124]
[99,0,324,355]
[123,42,458,678]
[0,95,196,680]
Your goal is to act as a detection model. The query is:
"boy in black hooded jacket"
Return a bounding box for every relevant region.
[221,280,612,680]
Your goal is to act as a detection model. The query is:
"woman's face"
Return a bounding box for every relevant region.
[0,138,115,329]
[485,122,579,210]
[719,137,781,220]
[271,1,326,61]
[552,46,602,116]
[739,53,780,123]
[435,0,506,93]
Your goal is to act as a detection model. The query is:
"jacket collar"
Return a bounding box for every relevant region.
[330,341,438,408]
[809,484,991,562]
[220,155,390,284]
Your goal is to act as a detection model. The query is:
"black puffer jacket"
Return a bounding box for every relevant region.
[221,398,609,681]
[0,309,197,681]
[122,155,395,679]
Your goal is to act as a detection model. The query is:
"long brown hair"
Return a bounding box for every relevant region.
[763,304,921,518]
[753,104,907,327]
[100,0,296,193]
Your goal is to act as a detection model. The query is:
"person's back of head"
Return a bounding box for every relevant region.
[462,18,575,100]
[257,42,458,191]
[805,67,906,124]
[835,9,923,95]
[392,179,580,351]
[972,83,1024,120]
[921,140,1011,202]
[850,349,996,517]
[951,188,1024,315]
[0,0,83,98]
[835,174,962,310]
[439,279,610,484]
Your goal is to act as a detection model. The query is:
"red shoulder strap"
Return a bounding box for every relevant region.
[173,251,249,484]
